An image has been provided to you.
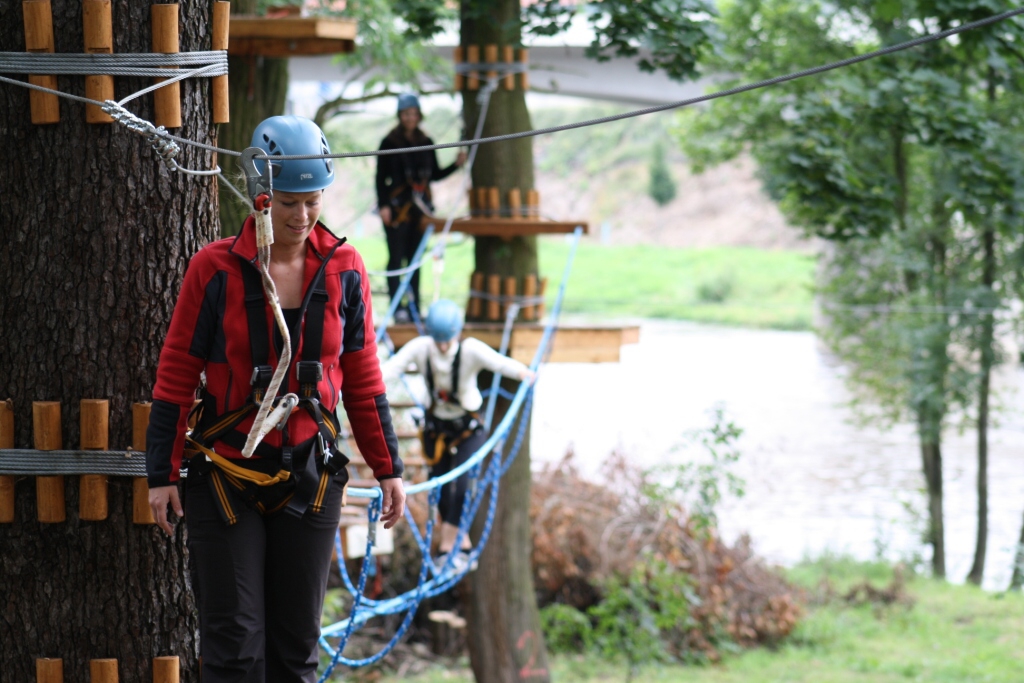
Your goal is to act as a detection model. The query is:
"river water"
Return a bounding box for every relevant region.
[530,320,1024,590]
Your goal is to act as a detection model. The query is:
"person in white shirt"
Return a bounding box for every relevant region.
[382,299,535,569]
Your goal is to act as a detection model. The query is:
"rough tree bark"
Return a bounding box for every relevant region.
[0,1,217,679]
[460,2,550,682]
[217,0,289,237]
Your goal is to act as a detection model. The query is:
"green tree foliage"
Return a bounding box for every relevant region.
[676,0,1024,579]
[648,143,678,206]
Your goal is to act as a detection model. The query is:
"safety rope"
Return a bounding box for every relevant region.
[1,11,1018,184]
[0,450,147,476]
[0,50,228,76]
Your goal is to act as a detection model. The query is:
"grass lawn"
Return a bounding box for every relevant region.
[379,558,1024,683]
[347,234,815,331]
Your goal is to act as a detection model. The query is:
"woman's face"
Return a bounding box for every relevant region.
[271,190,323,248]
[435,339,453,354]
[399,107,421,133]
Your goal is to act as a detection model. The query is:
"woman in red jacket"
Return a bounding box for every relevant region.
[147,115,405,683]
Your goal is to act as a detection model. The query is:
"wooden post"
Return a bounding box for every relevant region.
[468,187,477,216]
[475,187,489,217]
[522,273,538,321]
[22,0,60,124]
[152,656,179,683]
[82,0,114,123]
[518,48,529,91]
[485,43,498,82]
[503,276,517,320]
[466,44,479,91]
[90,659,118,682]
[502,45,515,90]
[151,3,181,129]
[469,272,484,319]
[0,399,14,523]
[486,274,501,321]
[453,46,464,91]
[487,187,500,218]
[507,188,521,220]
[132,402,155,524]
[526,188,540,218]
[36,658,63,683]
[211,1,230,123]
[79,399,109,521]
[538,277,548,319]
[33,401,64,523]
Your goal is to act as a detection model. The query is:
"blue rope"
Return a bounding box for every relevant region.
[317,228,582,676]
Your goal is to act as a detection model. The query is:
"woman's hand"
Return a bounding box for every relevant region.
[520,369,537,385]
[455,150,468,167]
[149,484,183,536]
[379,206,392,226]
[378,477,406,529]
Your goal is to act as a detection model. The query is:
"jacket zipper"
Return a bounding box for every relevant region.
[327,364,337,402]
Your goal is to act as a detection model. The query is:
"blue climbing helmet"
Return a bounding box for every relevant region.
[397,92,421,114]
[250,115,334,193]
[426,299,464,343]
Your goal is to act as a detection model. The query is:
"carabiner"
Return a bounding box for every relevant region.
[240,146,273,206]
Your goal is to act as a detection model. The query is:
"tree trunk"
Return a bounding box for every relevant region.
[460,2,550,682]
[0,1,216,678]
[217,0,289,237]
[919,430,946,579]
[967,226,995,585]
[1009,508,1024,590]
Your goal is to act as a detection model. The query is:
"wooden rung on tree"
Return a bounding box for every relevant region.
[469,272,484,319]
[82,0,114,124]
[518,48,529,91]
[151,3,181,129]
[211,1,230,123]
[502,45,515,90]
[503,276,517,320]
[152,656,179,683]
[523,274,538,321]
[486,274,501,322]
[508,188,522,220]
[466,44,479,90]
[485,43,498,81]
[36,657,63,683]
[33,401,65,523]
[79,398,109,521]
[90,658,118,683]
[23,0,60,124]
[452,45,464,91]
[132,402,155,525]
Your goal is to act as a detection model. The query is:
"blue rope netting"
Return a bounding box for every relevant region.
[316,229,581,680]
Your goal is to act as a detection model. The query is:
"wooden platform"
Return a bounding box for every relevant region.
[387,322,639,364]
[229,16,356,57]
[420,216,588,237]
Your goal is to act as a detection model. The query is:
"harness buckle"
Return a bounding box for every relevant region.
[296,361,323,384]
[251,365,273,388]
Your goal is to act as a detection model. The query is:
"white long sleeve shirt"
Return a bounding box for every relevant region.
[381,336,530,420]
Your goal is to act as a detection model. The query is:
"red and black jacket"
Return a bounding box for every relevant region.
[146,217,402,488]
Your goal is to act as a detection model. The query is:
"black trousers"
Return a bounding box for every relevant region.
[424,427,487,526]
[184,463,346,683]
[384,215,422,313]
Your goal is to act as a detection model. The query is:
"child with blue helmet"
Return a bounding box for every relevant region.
[382,299,534,570]
[376,94,467,322]
[147,115,406,683]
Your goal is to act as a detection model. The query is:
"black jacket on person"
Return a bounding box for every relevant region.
[376,126,458,215]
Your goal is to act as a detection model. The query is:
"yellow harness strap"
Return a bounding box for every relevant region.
[186,437,292,487]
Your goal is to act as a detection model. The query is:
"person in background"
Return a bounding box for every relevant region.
[376,93,467,322]
[147,115,406,683]
[381,299,534,570]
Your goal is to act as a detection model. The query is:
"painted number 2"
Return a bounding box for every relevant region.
[516,630,548,680]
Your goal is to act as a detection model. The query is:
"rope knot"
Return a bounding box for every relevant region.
[101,100,181,171]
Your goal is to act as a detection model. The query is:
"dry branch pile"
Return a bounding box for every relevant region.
[530,452,801,656]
